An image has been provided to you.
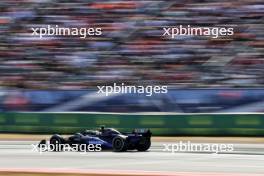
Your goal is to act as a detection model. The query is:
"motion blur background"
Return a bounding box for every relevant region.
[0,2,264,175]
[0,0,263,112]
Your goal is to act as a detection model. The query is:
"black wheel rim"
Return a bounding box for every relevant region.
[114,138,123,150]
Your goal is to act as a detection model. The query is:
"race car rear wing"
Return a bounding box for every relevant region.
[133,129,152,137]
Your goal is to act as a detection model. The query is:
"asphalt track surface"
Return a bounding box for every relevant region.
[0,141,263,176]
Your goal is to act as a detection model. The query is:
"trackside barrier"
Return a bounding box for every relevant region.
[0,113,263,136]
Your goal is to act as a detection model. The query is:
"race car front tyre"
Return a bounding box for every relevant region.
[136,138,151,151]
[50,134,64,151]
[112,135,127,152]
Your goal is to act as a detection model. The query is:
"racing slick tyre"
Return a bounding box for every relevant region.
[112,135,127,152]
[136,138,151,151]
[49,134,65,152]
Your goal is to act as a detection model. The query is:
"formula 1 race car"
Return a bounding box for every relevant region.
[39,126,151,152]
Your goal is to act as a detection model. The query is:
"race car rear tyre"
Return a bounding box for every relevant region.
[50,134,64,152]
[112,135,127,152]
[136,138,151,151]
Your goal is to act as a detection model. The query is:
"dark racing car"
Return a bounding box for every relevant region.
[39,126,151,152]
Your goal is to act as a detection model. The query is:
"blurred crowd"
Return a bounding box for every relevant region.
[0,0,263,89]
